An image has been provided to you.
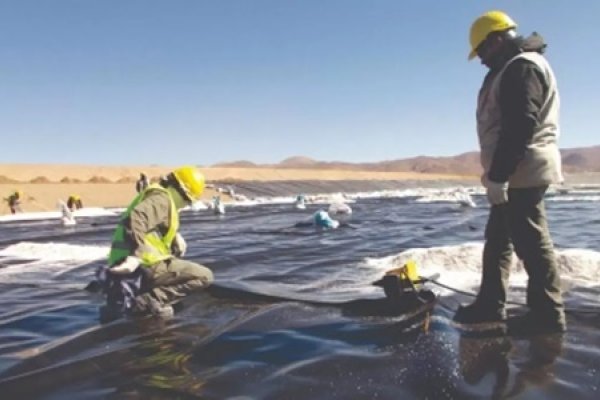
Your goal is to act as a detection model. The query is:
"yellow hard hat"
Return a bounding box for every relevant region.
[468,11,517,60]
[172,166,205,202]
[15,190,23,197]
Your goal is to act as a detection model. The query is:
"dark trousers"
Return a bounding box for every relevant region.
[478,186,564,323]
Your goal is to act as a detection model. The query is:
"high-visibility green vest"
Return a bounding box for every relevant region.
[108,185,179,267]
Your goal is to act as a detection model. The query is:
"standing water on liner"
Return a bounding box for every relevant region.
[0,181,599,399]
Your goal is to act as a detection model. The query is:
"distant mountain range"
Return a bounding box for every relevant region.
[213,145,600,175]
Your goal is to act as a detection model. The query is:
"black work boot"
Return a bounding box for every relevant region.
[453,301,507,325]
[99,304,123,323]
[129,293,174,319]
[99,286,125,323]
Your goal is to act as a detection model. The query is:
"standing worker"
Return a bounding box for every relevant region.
[5,190,23,214]
[453,11,565,335]
[99,166,214,320]
[135,173,150,193]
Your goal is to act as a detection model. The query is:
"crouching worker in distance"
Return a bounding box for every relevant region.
[67,194,83,211]
[314,209,340,230]
[98,166,214,322]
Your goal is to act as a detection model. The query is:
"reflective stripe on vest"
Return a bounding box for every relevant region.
[108,185,179,267]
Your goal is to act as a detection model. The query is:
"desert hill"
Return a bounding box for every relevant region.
[211,160,258,168]
[213,145,600,174]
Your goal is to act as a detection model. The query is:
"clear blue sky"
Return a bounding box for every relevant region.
[0,1,598,165]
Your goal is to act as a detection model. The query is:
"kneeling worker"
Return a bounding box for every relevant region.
[100,166,214,320]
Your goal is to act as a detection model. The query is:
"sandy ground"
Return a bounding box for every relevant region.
[0,183,230,214]
[0,163,477,215]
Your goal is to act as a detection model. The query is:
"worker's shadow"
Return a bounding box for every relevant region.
[458,332,563,399]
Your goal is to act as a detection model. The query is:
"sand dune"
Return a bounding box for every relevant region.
[0,164,474,183]
[0,164,476,215]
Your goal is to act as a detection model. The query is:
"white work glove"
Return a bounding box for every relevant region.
[172,232,187,257]
[485,180,508,205]
[110,256,141,275]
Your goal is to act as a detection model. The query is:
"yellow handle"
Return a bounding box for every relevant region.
[404,259,419,282]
